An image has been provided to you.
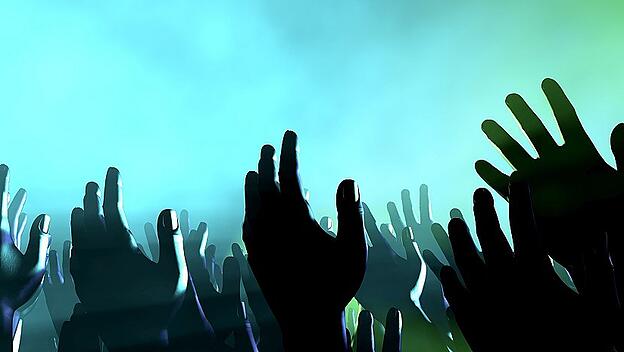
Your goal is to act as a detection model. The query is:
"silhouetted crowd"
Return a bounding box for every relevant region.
[2,78,623,351]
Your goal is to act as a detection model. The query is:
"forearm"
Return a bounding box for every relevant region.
[280,311,349,352]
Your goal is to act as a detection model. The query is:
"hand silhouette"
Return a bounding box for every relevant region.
[232,243,283,352]
[44,240,79,336]
[0,164,51,351]
[357,204,446,351]
[476,78,624,284]
[441,185,618,351]
[354,309,401,352]
[70,167,189,352]
[386,186,449,334]
[243,131,367,351]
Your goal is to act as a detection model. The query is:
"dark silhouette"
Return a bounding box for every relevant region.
[242,131,367,352]
[353,309,401,352]
[44,240,79,337]
[441,185,618,351]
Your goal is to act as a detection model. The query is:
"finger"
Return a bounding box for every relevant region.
[380,224,397,243]
[320,216,334,233]
[232,243,252,281]
[362,203,388,248]
[336,180,367,277]
[505,93,558,155]
[508,181,548,270]
[381,308,402,352]
[24,214,51,271]
[473,188,513,268]
[440,266,468,312]
[401,189,419,228]
[222,256,241,298]
[0,165,11,243]
[15,213,27,252]
[83,182,106,235]
[475,160,510,199]
[387,201,405,236]
[611,123,624,170]
[423,249,445,281]
[258,145,279,199]
[431,223,455,268]
[48,250,63,285]
[192,222,209,257]
[243,171,261,244]
[542,78,588,143]
[402,227,421,270]
[449,208,465,221]
[179,209,191,238]
[419,184,432,224]
[62,240,71,280]
[156,209,187,294]
[144,222,159,262]
[278,130,306,204]
[103,167,130,233]
[70,208,87,249]
[8,188,26,242]
[448,218,485,292]
[356,310,374,352]
[482,119,533,169]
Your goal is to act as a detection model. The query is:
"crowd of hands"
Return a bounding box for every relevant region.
[3,78,624,351]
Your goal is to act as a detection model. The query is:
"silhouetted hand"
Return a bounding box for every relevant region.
[70,167,189,352]
[232,243,283,352]
[354,309,401,352]
[0,164,51,352]
[44,240,79,336]
[476,78,624,285]
[357,204,446,352]
[441,185,618,351]
[386,186,449,334]
[243,131,367,352]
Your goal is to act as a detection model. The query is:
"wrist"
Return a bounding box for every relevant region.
[280,310,348,352]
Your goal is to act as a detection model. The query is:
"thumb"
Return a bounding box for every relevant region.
[157,209,188,296]
[611,123,624,170]
[24,214,51,272]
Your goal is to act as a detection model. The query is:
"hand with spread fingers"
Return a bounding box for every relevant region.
[44,240,79,337]
[0,164,51,352]
[386,186,449,334]
[354,309,402,352]
[476,78,624,286]
[441,185,618,352]
[243,130,367,352]
[357,204,446,352]
[70,167,195,352]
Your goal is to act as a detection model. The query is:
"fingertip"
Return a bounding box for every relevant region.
[85,181,100,196]
[481,119,497,133]
[260,144,276,159]
[401,226,414,242]
[448,217,467,235]
[473,188,494,206]
[39,214,51,235]
[420,183,428,193]
[158,209,179,232]
[337,179,360,205]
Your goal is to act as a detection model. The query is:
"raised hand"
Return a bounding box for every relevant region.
[44,240,79,336]
[70,167,193,352]
[441,185,618,351]
[476,78,624,284]
[188,235,248,349]
[0,164,51,351]
[354,309,402,352]
[243,131,367,352]
[357,204,446,352]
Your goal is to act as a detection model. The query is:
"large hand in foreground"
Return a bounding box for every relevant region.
[441,185,618,351]
[0,164,51,351]
[243,131,367,352]
[70,168,188,352]
[476,78,624,280]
